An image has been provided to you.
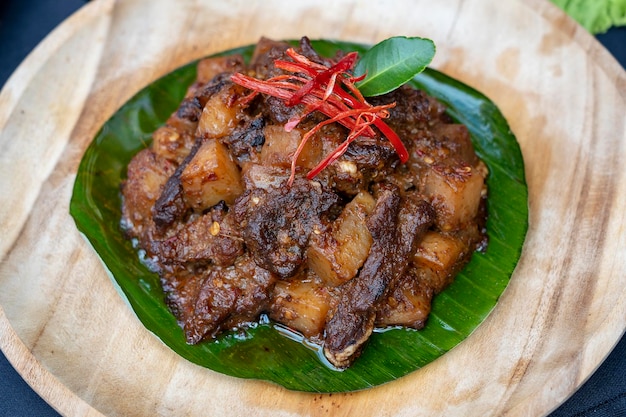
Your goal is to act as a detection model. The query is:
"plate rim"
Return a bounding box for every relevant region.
[1,0,625,415]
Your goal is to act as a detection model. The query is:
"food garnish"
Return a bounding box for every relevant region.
[353,36,436,97]
[231,36,435,184]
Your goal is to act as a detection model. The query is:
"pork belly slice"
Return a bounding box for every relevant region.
[323,185,435,368]
[269,277,333,340]
[307,191,376,287]
[375,268,436,330]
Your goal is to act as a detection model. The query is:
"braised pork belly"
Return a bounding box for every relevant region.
[121,37,488,368]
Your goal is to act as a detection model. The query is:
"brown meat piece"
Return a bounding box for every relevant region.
[193,72,236,108]
[219,115,266,164]
[323,186,435,368]
[370,84,449,140]
[234,177,340,279]
[163,254,276,344]
[325,137,400,195]
[375,267,436,330]
[169,97,203,134]
[148,203,244,268]
[152,139,202,230]
[121,148,177,237]
[194,55,245,87]
[249,37,290,80]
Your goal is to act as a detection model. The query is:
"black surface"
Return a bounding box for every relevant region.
[0,1,625,416]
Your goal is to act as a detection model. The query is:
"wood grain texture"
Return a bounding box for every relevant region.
[1,0,625,416]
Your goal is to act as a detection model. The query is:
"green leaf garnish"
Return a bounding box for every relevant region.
[354,36,436,97]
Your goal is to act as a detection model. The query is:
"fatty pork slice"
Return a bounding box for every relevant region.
[179,138,244,209]
[195,81,249,141]
[269,275,333,340]
[409,121,488,232]
[151,105,198,164]
[374,268,436,330]
[259,125,323,170]
[421,162,486,232]
[163,253,276,344]
[152,135,244,231]
[152,54,246,164]
[323,185,435,368]
[234,177,341,279]
[375,231,470,329]
[307,191,376,287]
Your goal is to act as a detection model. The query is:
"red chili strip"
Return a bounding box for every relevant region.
[230,47,409,181]
[282,52,358,107]
[231,72,375,137]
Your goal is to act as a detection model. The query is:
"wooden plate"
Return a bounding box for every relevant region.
[1,0,624,415]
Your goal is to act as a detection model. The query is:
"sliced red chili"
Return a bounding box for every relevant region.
[230,47,409,183]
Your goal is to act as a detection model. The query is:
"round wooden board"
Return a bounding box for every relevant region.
[1,0,625,415]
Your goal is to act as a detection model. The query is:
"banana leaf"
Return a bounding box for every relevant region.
[70,40,528,393]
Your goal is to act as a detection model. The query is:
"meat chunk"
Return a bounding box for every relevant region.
[196,82,248,140]
[148,205,244,268]
[170,97,204,135]
[164,254,276,344]
[121,148,177,237]
[260,125,323,170]
[269,276,333,339]
[314,136,401,196]
[307,191,376,287]
[180,138,244,210]
[152,140,202,231]
[249,37,291,80]
[152,125,196,164]
[220,115,266,164]
[234,177,340,278]
[412,230,469,291]
[323,186,435,368]
[375,267,436,330]
[195,55,245,86]
[421,162,486,231]
[241,164,290,190]
[370,84,448,139]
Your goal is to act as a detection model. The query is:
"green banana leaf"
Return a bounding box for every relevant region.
[70,40,528,393]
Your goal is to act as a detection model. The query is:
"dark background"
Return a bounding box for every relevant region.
[1,1,625,416]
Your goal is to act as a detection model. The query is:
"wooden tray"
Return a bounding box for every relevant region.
[1,0,624,415]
